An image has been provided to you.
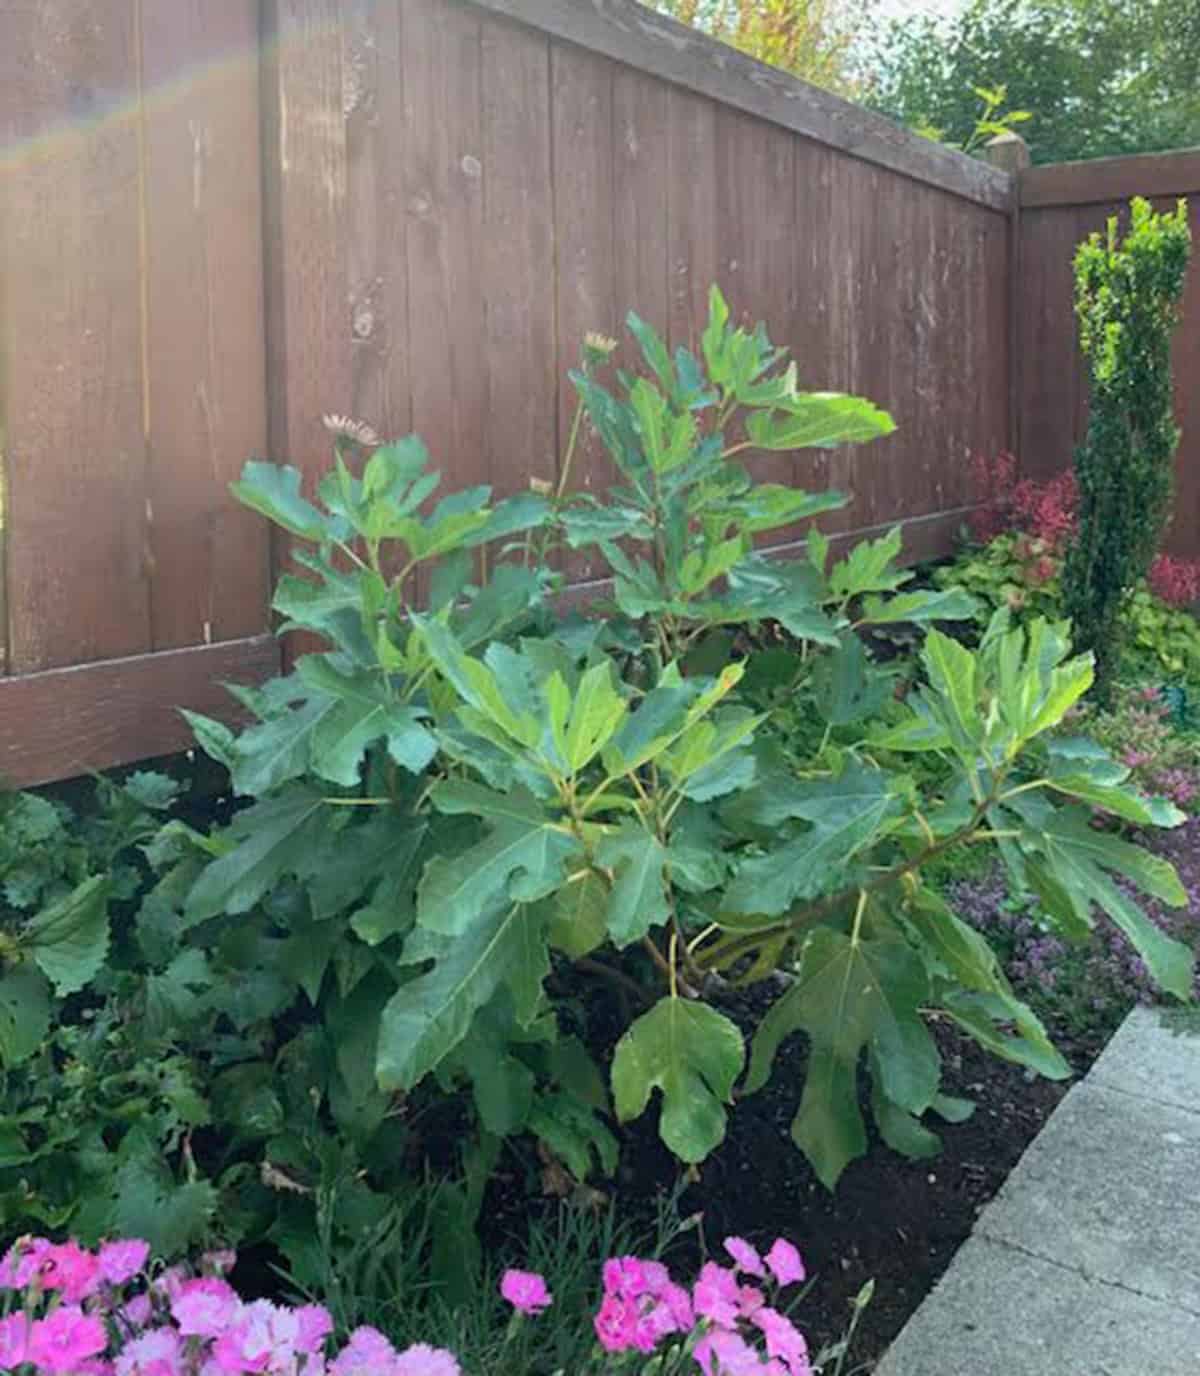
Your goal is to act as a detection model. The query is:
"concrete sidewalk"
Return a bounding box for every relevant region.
[875,1007,1200,1375]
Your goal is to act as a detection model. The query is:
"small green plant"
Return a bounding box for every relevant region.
[1064,196,1192,701]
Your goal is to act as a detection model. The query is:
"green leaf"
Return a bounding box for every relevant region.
[1031,809,1194,1000]
[546,870,610,958]
[186,786,326,921]
[725,764,897,915]
[597,825,670,947]
[745,394,895,450]
[417,788,582,936]
[296,658,437,784]
[0,966,51,1066]
[25,875,110,995]
[611,998,744,1163]
[812,633,894,727]
[859,587,979,625]
[231,462,331,542]
[377,904,548,1090]
[563,662,628,773]
[921,627,982,753]
[828,528,906,601]
[109,1128,218,1256]
[528,1092,619,1180]
[746,925,931,1187]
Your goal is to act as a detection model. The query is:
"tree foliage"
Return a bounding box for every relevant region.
[651,0,873,97]
[1063,198,1192,701]
[868,0,1200,164]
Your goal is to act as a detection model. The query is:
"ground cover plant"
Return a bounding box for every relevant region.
[2,288,1197,1368]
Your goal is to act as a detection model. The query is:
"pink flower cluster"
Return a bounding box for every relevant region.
[500,1235,809,1376]
[0,1237,458,1376]
[969,451,1078,551]
[1149,554,1200,608]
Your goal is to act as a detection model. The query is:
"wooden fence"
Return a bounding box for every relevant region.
[1016,149,1200,552]
[0,0,1192,789]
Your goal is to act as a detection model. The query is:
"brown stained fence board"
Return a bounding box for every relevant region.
[461,0,1012,211]
[260,0,351,492]
[612,67,670,348]
[1021,149,1200,208]
[141,0,269,650]
[345,0,412,444]
[3,0,151,673]
[401,0,487,498]
[260,0,352,662]
[481,15,557,501]
[552,41,618,583]
[0,635,279,790]
[665,87,719,353]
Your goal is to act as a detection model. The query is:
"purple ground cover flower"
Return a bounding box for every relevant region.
[949,817,1200,1041]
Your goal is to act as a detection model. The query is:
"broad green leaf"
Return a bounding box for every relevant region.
[1045,774,1184,827]
[812,633,894,727]
[859,587,979,625]
[528,1092,619,1180]
[417,797,582,936]
[231,462,331,542]
[597,825,670,946]
[871,1075,942,1160]
[921,627,982,754]
[25,875,110,995]
[561,505,654,549]
[229,696,333,797]
[745,394,895,451]
[546,870,610,958]
[1031,810,1194,1000]
[186,786,326,921]
[724,764,897,915]
[828,527,905,600]
[110,1128,218,1256]
[296,658,437,784]
[627,309,676,396]
[563,662,628,773]
[611,998,744,1163]
[746,925,931,1187]
[377,904,547,1090]
[0,966,51,1067]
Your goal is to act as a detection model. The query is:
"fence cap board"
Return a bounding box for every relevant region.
[1021,147,1200,208]
[465,0,1013,212]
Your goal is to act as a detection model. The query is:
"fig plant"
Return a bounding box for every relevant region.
[171,288,1192,1193]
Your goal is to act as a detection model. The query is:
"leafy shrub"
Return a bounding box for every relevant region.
[934,536,1200,686]
[1063,197,1192,699]
[1149,554,1200,609]
[968,451,1076,549]
[155,285,1196,1206]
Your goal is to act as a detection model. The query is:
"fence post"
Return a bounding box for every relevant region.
[984,133,1030,469]
[983,131,1031,177]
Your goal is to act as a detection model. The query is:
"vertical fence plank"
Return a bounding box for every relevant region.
[344,0,411,445]
[612,68,669,344]
[261,0,351,499]
[401,0,487,503]
[551,42,616,581]
[665,87,718,354]
[3,0,150,673]
[141,0,269,649]
[481,15,556,500]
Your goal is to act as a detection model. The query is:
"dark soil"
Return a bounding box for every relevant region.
[486,1006,1098,1371]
